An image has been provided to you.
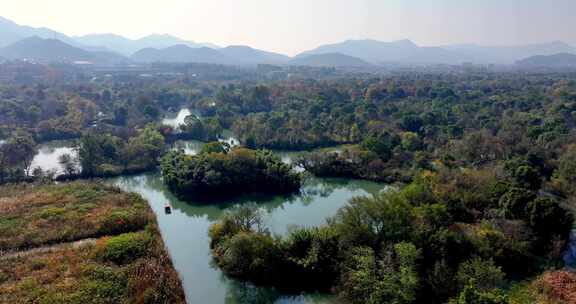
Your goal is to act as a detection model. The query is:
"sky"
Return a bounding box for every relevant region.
[2,0,575,56]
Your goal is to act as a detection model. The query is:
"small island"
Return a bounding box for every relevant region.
[160,142,302,199]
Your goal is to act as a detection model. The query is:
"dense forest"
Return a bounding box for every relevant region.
[1,66,576,303]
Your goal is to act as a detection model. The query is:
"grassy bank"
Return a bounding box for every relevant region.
[0,182,185,304]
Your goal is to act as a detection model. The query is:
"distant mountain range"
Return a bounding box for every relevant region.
[1,15,576,67]
[0,16,79,48]
[289,53,371,67]
[516,53,576,67]
[74,33,219,56]
[132,45,290,65]
[0,37,127,65]
[298,39,576,65]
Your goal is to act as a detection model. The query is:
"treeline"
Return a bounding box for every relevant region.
[0,81,199,142]
[160,143,301,199]
[75,125,165,178]
[0,129,36,183]
[209,165,573,303]
[0,125,166,184]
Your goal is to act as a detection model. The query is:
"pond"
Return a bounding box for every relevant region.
[162,108,193,129]
[30,140,78,176]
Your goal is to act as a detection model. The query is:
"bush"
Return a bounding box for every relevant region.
[96,232,149,264]
[452,285,508,304]
[525,197,573,239]
[456,258,506,292]
[215,232,279,284]
[281,227,341,290]
[208,204,265,248]
[98,210,150,236]
[498,188,536,219]
[70,265,128,304]
[338,242,421,304]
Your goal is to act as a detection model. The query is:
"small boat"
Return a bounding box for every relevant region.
[164,202,172,214]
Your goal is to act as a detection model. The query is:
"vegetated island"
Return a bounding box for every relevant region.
[209,167,575,304]
[0,182,185,304]
[160,142,302,200]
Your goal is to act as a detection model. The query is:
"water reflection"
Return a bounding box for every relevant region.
[109,172,385,303]
[163,108,193,129]
[31,140,78,175]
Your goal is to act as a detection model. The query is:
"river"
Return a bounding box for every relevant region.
[29,109,388,303]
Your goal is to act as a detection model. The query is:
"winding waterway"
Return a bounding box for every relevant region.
[30,109,388,303]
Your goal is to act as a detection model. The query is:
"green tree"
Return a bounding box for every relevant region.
[456,258,506,292]
[0,130,37,177]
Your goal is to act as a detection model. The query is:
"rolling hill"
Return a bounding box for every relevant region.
[516,53,576,67]
[0,37,128,64]
[218,45,290,65]
[75,33,219,56]
[0,16,78,48]
[289,53,371,67]
[132,44,290,65]
[298,39,576,65]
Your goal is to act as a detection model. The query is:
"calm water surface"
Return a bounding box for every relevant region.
[31,140,78,175]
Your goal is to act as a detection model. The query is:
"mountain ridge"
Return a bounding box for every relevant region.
[297,39,576,64]
[516,53,576,67]
[290,53,371,67]
[75,33,219,55]
[0,36,128,64]
[1,15,576,66]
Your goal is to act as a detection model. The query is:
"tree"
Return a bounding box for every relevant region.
[58,153,77,176]
[338,243,421,304]
[0,130,36,177]
[399,115,424,133]
[333,190,414,248]
[360,131,399,160]
[125,125,165,167]
[456,258,506,292]
[214,232,279,284]
[401,132,423,151]
[504,158,542,190]
[498,188,536,220]
[200,141,229,155]
[525,197,573,240]
[556,145,576,187]
[452,285,508,304]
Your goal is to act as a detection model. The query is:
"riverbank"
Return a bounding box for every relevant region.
[0,182,186,303]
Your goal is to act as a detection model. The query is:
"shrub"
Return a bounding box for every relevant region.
[525,197,573,239]
[215,232,279,284]
[498,188,536,219]
[98,210,149,236]
[338,242,421,304]
[281,226,341,290]
[96,232,149,264]
[456,258,506,292]
[451,285,508,304]
[70,265,128,304]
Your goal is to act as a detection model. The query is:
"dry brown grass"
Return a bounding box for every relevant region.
[0,182,150,251]
[0,181,185,304]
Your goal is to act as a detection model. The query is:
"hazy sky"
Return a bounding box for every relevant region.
[3,0,575,55]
